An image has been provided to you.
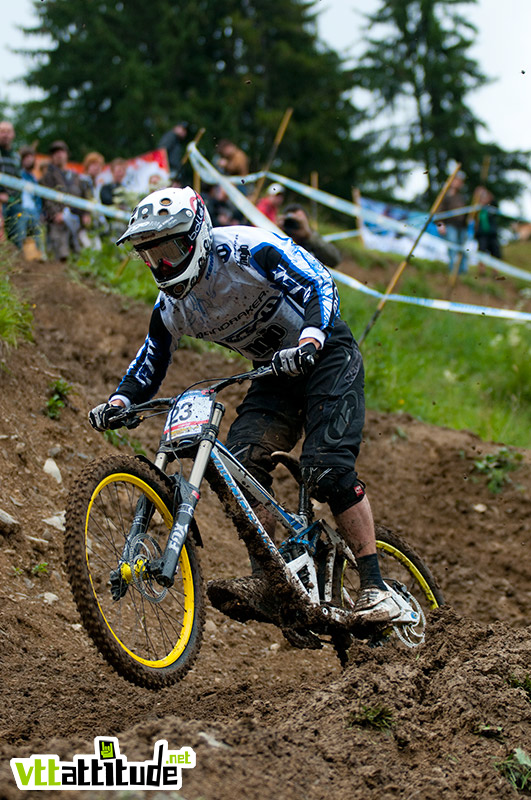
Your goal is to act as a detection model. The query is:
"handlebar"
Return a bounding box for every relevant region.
[110,364,274,429]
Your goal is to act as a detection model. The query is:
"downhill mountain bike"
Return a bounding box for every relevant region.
[65,365,444,689]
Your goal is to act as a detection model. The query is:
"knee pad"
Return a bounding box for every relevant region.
[301,466,366,516]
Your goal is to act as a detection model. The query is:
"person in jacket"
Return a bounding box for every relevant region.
[0,120,23,247]
[40,140,91,260]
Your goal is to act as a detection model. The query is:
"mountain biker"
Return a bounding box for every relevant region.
[88,186,401,624]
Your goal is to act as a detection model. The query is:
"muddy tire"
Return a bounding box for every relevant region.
[65,454,205,689]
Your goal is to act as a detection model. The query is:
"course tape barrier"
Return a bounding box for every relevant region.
[187,146,531,324]
[0,172,130,222]
[212,160,531,284]
[332,270,531,324]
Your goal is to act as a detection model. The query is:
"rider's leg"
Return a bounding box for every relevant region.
[301,326,402,622]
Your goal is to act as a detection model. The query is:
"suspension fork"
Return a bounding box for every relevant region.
[150,403,224,588]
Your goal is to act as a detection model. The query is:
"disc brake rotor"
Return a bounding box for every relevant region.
[128,531,167,604]
[392,593,426,647]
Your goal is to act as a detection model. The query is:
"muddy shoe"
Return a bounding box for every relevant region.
[207,576,276,624]
[352,587,402,624]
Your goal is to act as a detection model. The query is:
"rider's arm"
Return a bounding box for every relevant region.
[109,302,176,406]
[250,241,340,347]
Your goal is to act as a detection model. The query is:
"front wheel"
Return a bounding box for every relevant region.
[332,525,444,661]
[65,454,205,689]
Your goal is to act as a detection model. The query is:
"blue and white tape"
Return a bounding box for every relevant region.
[0,172,130,221]
[186,145,531,323]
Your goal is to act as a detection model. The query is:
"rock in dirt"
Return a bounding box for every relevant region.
[0,508,20,535]
[43,512,66,531]
[43,458,62,484]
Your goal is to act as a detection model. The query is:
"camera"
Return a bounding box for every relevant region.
[282,215,301,232]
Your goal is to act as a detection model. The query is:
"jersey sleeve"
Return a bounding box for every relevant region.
[249,238,340,338]
[111,303,175,404]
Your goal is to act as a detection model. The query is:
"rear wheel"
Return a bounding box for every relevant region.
[65,455,205,689]
[332,525,444,661]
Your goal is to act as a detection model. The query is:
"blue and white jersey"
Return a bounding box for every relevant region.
[114,226,341,404]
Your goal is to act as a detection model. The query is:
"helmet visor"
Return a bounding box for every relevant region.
[136,235,193,282]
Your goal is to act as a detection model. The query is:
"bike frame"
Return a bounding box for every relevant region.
[115,367,360,627]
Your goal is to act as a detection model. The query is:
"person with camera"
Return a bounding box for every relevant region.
[280,203,341,268]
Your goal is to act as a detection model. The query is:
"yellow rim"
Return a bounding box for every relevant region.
[376,539,440,609]
[85,472,195,668]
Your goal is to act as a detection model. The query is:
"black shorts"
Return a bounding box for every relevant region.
[226,320,365,494]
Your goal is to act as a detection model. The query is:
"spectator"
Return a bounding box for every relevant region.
[40,140,91,260]
[100,157,131,238]
[158,122,189,184]
[0,120,23,248]
[80,151,106,249]
[19,145,46,261]
[215,139,250,192]
[100,157,129,207]
[279,204,341,268]
[438,171,470,274]
[256,182,285,224]
[204,183,244,227]
[475,186,502,259]
[80,152,105,200]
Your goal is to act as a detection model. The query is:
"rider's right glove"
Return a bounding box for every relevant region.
[271,342,318,378]
[88,402,125,432]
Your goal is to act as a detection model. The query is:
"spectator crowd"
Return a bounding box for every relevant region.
[0,118,504,270]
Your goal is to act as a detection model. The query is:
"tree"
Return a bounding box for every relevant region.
[15,0,374,195]
[352,0,529,203]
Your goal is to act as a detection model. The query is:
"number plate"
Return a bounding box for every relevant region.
[163,391,213,442]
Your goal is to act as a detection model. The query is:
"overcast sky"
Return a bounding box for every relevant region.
[1,0,530,216]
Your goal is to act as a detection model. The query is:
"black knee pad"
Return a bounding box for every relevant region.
[301,466,366,516]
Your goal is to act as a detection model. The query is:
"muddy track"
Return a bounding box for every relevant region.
[0,255,529,799]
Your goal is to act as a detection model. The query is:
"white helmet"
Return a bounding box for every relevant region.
[116,186,212,299]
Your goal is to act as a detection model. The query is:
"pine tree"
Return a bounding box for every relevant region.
[353,0,529,202]
[15,0,372,195]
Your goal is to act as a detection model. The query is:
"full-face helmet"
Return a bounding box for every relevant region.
[116,186,212,299]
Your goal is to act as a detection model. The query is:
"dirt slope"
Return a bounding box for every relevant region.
[0,255,530,800]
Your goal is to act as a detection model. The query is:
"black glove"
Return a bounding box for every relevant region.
[271,342,318,378]
[88,402,125,432]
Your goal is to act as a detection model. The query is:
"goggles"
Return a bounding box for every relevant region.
[136,234,193,282]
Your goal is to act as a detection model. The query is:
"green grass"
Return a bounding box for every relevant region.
[347,704,394,730]
[495,748,531,793]
[339,286,531,448]
[72,240,159,305]
[0,247,33,348]
[44,378,73,420]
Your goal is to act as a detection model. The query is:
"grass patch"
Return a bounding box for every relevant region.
[0,248,33,349]
[339,286,531,447]
[495,748,531,793]
[472,448,523,493]
[44,378,73,420]
[347,704,394,730]
[72,240,159,305]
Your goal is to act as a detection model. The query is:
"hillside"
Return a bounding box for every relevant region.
[0,254,530,800]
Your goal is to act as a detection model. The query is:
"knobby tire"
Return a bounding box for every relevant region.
[64,454,205,689]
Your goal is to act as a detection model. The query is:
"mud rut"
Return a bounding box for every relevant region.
[0,256,529,800]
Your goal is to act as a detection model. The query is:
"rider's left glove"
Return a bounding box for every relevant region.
[271,342,318,378]
[89,402,125,432]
